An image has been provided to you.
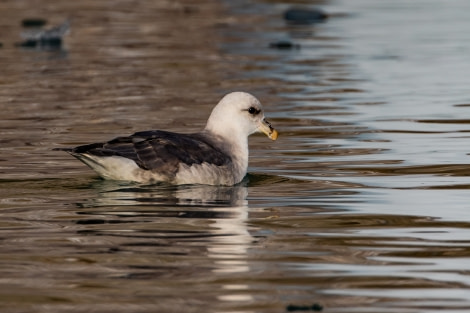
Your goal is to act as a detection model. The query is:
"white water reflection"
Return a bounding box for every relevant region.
[85,181,249,208]
[75,181,256,304]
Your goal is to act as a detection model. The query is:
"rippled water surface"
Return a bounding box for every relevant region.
[1,0,470,312]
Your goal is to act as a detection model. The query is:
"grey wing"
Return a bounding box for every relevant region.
[67,130,231,177]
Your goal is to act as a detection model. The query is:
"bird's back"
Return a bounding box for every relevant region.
[56,130,233,183]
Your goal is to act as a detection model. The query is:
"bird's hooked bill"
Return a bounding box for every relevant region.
[259,118,278,140]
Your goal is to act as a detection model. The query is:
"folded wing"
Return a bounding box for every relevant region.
[64,130,231,178]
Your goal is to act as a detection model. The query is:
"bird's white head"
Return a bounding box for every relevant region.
[204,92,278,143]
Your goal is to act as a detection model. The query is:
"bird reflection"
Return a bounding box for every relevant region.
[79,179,248,209]
[72,178,256,304]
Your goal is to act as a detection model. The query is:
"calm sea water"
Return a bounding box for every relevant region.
[1,0,470,312]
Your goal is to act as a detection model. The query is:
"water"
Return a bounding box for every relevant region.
[1,0,470,312]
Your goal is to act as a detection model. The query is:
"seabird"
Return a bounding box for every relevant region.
[55,92,278,185]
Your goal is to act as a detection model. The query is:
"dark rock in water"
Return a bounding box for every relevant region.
[22,18,47,27]
[17,20,69,50]
[269,40,300,50]
[17,40,38,48]
[18,38,63,48]
[0,42,3,48]
[286,303,323,312]
[284,8,328,25]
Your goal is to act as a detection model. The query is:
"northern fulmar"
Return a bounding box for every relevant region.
[55,92,278,185]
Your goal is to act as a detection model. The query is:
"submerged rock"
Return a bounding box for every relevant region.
[269,40,300,50]
[286,303,323,312]
[18,37,63,48]
[17,19,70,49]
[22,18,47,28]
[284,8,328,25]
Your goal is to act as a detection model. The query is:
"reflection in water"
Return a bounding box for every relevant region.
[82,180,249,208]
[74,180,255,306]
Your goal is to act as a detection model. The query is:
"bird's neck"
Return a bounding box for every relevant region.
[202,128,249,181]
[203,127,248,156]
[228,136,249,184]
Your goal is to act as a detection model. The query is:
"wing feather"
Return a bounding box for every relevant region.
[67,130,231,177]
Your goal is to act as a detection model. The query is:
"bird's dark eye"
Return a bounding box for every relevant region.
[247,107,260,115]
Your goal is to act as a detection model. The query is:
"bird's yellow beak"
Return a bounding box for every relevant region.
[258,118,278,140]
